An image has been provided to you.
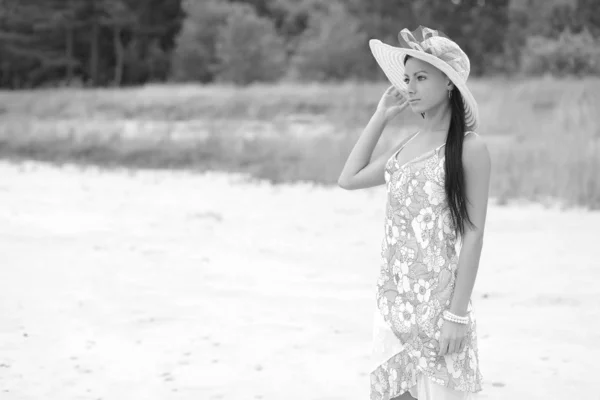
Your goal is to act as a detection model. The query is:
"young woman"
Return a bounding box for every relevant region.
[338,27,491,400]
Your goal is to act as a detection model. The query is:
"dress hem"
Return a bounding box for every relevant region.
[370,351,483,400]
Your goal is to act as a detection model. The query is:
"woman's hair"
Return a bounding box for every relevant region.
[404,55,475,238]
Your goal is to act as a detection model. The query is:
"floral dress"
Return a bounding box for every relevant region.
[369,130,483,400]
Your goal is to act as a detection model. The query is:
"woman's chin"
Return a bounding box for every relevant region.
[409,103,425,113]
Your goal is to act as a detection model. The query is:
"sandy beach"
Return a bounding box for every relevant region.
[0,161,598,400]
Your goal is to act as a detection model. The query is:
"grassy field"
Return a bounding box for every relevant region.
[0,77,599,208]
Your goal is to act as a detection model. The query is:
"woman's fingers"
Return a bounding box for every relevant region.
[390,103,404,114]
[440,336,469,356]
[438,338,448,356]
[451,337,468,354]
[385,85,403,99]
[389,101,408,118]
[394,88,406,100]
[447,339,456,355]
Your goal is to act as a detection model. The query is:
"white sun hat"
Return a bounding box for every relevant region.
[369,25,479,131]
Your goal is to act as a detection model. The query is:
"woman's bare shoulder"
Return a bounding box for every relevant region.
[463,131,490,168]
[464,131,487,150]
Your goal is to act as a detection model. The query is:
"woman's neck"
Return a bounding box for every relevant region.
[421,102,452,142]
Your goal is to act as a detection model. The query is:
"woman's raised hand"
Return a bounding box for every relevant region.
[376,85,409,122]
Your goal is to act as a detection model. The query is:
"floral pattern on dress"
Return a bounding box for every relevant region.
[370,131,483,400]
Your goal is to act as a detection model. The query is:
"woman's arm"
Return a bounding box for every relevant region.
[438,134,491,356]
[338,86,409,190]
[449,135,492,316]
[337,109,392,190]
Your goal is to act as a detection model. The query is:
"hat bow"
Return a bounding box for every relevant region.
[398,27,440,55]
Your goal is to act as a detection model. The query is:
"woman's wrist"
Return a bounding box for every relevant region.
[373,108,389,124]
[442,309,469,325]
[448,299,468,317]
[449,307,468,316]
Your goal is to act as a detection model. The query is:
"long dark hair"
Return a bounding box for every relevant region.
[404,55,474,238]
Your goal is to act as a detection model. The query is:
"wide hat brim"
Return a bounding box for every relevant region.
[369,38,479,131]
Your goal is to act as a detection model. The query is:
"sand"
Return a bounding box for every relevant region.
[0,161,598,400]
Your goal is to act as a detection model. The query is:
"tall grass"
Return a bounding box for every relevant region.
[0,78,599,208]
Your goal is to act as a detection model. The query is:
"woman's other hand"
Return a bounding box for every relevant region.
[438,319,468,356]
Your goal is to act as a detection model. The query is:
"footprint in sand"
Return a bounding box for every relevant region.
[161,372,174,382]
[194,211,222,222]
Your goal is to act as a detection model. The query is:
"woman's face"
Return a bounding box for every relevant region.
[403,57,451,114]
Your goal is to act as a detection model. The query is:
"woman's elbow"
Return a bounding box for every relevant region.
[337,178,352,190]
[337,174,351,190]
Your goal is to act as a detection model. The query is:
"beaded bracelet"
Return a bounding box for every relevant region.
[442,310,469,325]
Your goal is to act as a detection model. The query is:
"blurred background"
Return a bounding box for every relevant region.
[0,1,599,400]
[0,0,598,206]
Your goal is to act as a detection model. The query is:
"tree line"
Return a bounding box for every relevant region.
[0,0,598,89]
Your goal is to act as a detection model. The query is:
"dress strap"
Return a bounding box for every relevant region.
[391,130,420,159]
[401,130,420,150]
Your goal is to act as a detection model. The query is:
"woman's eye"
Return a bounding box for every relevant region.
[417,76,426,81]
[403,78,409,83]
